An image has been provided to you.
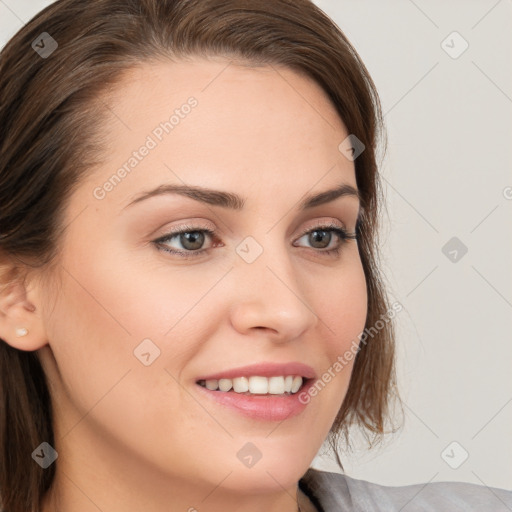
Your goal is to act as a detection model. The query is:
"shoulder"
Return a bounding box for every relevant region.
[299,467,512,512]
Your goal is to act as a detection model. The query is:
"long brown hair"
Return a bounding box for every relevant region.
[0,1,400,510]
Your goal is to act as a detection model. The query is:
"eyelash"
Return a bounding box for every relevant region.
[154,222,358,260]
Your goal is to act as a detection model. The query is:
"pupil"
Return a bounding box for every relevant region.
[310,230,331,249]
[181,231,204,250]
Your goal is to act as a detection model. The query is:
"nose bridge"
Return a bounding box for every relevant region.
[229,233,318,338]
[237,232,298,293]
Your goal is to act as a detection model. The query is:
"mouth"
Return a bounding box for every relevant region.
[196,375,312,396]
[194,374,315,422]
[193,362,316,420]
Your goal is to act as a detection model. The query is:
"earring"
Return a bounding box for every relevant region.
[15,327,28,337]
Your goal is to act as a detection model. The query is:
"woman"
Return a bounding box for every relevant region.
[0,1,510,511]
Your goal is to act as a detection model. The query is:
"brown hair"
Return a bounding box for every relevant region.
[0,0,400,510]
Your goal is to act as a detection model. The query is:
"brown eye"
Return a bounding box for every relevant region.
[154,226,216,258]
[178,231,206,251]
[293,224,357,258]
[308,229,334,249]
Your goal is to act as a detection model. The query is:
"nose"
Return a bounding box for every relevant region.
[228,244,319,343]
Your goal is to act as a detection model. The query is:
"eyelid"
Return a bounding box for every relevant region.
[294,218,347,238]
[153,221,216,239]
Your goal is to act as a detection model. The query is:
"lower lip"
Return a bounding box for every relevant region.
[195,380,313,422]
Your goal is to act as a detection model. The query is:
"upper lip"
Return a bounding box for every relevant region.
[195,362,317,382]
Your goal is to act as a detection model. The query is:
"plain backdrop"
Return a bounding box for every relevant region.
[1,0,511,491]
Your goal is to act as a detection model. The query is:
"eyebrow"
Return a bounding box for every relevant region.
[123,182,361,211]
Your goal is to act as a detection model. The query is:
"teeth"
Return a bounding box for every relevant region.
[205,379,218,390]
[199,375,305,395]
[268,376,285,394]
[249,376,268,394]
[291,376,302,393]
[233,376,249,392]
[218,378,232,392]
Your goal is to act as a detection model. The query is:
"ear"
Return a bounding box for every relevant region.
[0,261,48,351]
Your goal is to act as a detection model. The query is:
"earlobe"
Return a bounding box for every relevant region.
[15,327,29,337]
[0,273,48,352]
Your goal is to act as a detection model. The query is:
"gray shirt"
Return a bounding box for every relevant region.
[298,467,512,511]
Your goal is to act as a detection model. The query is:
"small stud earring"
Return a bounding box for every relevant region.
[15,327,28,337]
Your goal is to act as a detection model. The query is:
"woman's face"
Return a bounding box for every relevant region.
[36,57,367,508]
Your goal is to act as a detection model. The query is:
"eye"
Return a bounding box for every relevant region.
[153,221,358,260]
[293,222,357,257]
[154,225,217,258]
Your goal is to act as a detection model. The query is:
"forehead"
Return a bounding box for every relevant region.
[82,57,357,211]
[107,56,345,126]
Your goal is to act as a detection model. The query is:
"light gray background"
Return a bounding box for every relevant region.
[1,0,511,491]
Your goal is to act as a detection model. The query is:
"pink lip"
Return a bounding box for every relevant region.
[195,361,317,381]
[195,378,315,422]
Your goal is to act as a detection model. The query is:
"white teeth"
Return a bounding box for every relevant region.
[291,376,302,393]
[218,378,232,392]
[249,376,268,394]
[284,375,293,393]
[205,379,218,390]
[198,375,305,395]
[233,376,249,392]
[268,376,285,394]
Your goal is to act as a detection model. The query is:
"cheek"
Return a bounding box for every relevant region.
[302,251,367,413]
[313,250,368,354]
[43,270,134,420]
[44,238,221,408]
[43,256,197,460]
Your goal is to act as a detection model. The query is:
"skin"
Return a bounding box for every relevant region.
[0,57,367,512]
